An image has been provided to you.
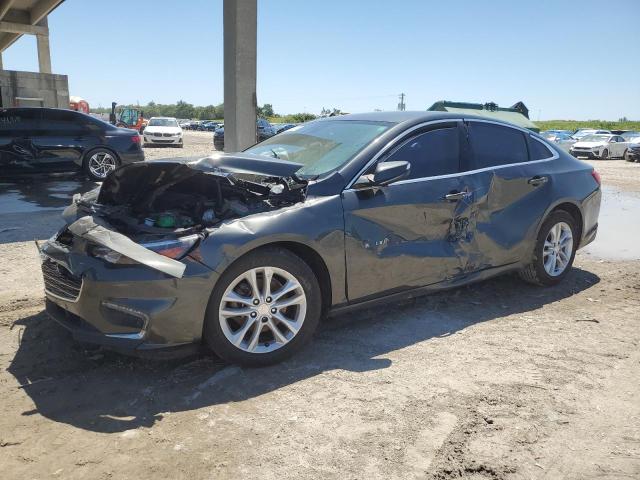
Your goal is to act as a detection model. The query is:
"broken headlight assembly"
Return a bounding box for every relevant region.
[89,234,200,264]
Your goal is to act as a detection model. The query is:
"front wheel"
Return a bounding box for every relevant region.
[519,210,578,286]
[84,149,120,181]
[203,248,321,366]
[600,149,609,160]
[624,150,633,162]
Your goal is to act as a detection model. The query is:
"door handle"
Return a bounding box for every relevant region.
[444,191,468,202]
[528,176,549,186]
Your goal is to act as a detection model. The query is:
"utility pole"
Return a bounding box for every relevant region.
[398,93,406,111]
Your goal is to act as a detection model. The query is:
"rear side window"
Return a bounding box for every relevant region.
[466,122,528,170]
[0,109,41,132]
[529,137,554,160]
[385,127,460,179]
[41,109,84,133]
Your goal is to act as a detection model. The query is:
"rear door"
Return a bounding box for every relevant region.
[0,108,42,174]
[33,109,86,171]
[458,120,556,272]
[343,121,473,302]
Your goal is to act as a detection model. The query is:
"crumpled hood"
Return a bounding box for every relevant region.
[188,152,303,177]
[96,153,304,206]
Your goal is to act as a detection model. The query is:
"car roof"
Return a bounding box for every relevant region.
[316,110,536,132]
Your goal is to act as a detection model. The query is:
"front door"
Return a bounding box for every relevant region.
[343,122,473,302]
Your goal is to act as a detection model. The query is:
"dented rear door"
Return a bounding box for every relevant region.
[459,120,554,272]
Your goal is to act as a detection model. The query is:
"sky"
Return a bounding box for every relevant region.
[3,0,639,120]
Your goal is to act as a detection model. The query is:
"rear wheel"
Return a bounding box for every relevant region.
[519,210,578,286]
[84,149,120,181]
[203,248,321,366]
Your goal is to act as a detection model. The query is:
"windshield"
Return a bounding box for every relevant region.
[244,120,392,177]
[148,118,178,127]
[580,135,610,142]
[622,132,640,140]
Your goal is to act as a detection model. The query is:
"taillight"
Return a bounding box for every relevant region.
[591,168,601,186]
[131,135,140,143]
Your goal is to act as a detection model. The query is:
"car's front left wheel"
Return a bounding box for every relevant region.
[203,248,321,366]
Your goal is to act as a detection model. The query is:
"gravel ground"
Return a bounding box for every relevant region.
[0,139,639,479]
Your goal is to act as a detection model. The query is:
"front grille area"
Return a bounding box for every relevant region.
[163,133,173,137]
[153,132,162,137]
[41,259,82,302]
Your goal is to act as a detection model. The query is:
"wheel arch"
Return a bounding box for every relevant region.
[213,240,333,316]
[537,199,584,244]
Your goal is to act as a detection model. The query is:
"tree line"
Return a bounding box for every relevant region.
[90,100,318,123]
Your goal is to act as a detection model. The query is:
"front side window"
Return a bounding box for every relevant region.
[466,122,528,170]
[384,127,460,179]
[245,120,392,178]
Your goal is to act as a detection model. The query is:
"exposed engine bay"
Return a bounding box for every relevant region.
[67,159,308,242]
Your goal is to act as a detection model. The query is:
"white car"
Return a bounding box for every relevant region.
[569,134,628,159]
[143,117,183,147]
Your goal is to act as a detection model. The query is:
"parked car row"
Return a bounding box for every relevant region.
[181,120,222,131]
[541,128,640,162]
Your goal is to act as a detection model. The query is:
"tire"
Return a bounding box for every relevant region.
[84,148,120,181]
[518,210,578,287]
[600,149,609,160]
[203,247,322,366]
[624,150,633,162]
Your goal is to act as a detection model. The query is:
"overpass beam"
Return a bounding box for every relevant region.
[223,0,257,153]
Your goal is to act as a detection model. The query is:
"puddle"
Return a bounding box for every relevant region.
[582,187,640,260]
[0,177,98,214]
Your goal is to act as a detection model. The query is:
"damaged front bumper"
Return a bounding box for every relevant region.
[39,223,217,355]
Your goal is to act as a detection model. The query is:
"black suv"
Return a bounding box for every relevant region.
[0,108,145,181]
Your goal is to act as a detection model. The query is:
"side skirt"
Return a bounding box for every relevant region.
[328,262,522,318]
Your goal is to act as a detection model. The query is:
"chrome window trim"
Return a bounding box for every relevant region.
[344,118,559,190]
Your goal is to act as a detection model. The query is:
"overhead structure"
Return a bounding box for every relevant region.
[0,0,67,108]
[223,0,257,153]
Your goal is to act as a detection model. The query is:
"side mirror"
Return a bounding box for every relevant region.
[353,161,410,188]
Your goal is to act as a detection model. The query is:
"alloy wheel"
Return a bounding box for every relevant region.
[88,152,117,179]
[542,222,573,277]
[218,266,307,353]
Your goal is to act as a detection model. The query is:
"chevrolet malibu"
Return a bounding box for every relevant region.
[40,112,602,366]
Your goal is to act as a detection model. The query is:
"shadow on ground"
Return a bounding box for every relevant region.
[7,267,600,433]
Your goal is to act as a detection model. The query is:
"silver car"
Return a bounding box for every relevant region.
[569,134,628,159]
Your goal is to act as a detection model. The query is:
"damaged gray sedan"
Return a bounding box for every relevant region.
[40,112,601,365]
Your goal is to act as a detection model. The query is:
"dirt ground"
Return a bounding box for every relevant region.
[0,133,639,479]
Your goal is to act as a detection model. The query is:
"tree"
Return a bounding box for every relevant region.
[175,100,195,119]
